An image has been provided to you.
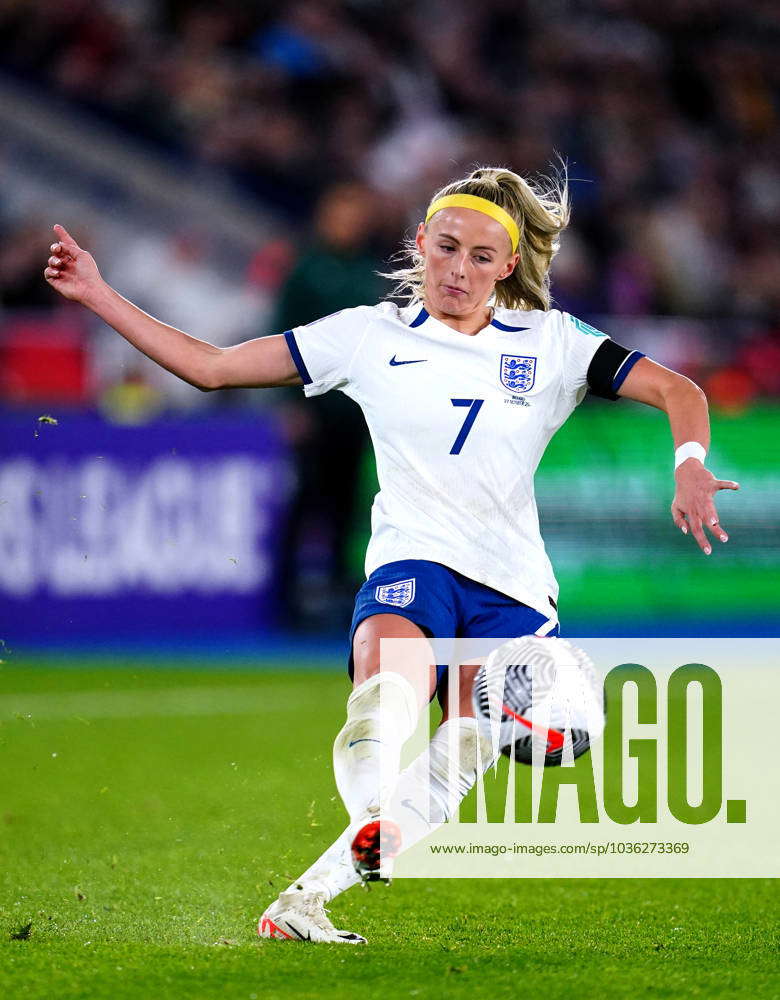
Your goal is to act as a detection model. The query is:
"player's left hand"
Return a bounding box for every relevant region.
[671,460,739,555]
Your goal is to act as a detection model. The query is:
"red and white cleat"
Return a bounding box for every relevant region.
[258,888,366,944]
[350,815,402,883]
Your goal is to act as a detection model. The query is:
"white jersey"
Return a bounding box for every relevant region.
[285,302,635,621]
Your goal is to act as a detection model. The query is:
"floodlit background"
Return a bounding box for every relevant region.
[0,0,778,649]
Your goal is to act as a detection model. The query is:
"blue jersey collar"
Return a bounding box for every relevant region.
[407,304,528,335]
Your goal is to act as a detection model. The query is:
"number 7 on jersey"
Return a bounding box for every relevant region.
[449,398,484,455]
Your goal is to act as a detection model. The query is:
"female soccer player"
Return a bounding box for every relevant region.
[44,166,738,945]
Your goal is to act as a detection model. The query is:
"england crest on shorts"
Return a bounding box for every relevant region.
[375,578,416,608]
[500,354,537,393]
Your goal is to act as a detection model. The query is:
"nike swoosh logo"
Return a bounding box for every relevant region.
[501,703,565,753]
[287,922,311,941]
[348,738,382,748]
[401,797,431,826]
[389,355,428,366]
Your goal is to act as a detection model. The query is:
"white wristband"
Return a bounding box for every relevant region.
[675,441,707,469]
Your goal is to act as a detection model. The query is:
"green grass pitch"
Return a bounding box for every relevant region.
[1,657,777,1000]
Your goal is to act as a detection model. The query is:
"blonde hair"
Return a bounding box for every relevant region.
[383,165,570,312]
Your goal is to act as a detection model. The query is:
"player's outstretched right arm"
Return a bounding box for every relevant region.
[43,225,301,391]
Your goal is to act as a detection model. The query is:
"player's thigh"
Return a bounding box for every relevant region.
[352,613,437,708]
[440,663,482,722]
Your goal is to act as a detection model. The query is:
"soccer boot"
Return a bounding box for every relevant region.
[258,888,366,944]
[350,815,402,883]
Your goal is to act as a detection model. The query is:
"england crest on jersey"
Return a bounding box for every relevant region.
[375,578,416,608]
[500,354,537,393]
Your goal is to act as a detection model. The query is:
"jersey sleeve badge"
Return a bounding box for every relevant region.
[569,316,607,338]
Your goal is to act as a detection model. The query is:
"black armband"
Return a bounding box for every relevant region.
[586,340,646,400]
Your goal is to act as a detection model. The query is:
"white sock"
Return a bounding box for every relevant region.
[389,717,495,848]
[288,717,494,903]
[332,671,418,822]
[283,828,358,902]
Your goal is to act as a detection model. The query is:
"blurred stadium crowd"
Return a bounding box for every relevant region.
[0,0,777,625]
[1,0,778,390]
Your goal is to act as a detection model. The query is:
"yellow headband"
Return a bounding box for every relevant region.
[425,194,519,253]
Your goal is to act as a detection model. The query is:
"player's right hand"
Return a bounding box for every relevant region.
[43,224,103,304]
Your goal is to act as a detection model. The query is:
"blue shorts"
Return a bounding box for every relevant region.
[348,559,559,692]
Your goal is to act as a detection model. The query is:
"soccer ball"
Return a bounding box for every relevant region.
[472,635,604,767]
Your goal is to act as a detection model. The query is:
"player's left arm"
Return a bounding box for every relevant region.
[617,357,739,555]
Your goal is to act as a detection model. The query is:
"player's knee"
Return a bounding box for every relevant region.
[334,673,419,760]
[432,717,497,781]
[348,671,417,723]
[470,717,499,772]
[450,716,495,775]
[346,672,384,715]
